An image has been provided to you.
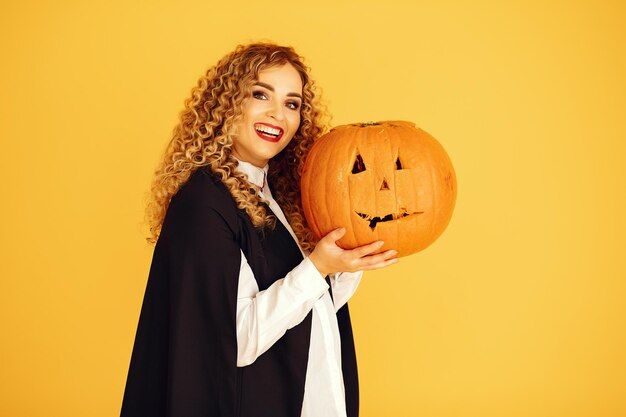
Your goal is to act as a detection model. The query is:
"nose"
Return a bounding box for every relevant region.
[379,177,390,191]
[266,100,285,121]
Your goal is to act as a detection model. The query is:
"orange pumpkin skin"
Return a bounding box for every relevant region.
[301,120,457,257]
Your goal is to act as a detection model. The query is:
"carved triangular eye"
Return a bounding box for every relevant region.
[395,157,403,170]
[352,153,366,174]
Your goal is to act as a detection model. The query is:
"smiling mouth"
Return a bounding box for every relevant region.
[355,209,423,230]
[255,123,284,142]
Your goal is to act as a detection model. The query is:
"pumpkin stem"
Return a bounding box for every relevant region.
[352,121,380,127]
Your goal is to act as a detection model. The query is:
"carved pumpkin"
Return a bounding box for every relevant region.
[301,120,457,257]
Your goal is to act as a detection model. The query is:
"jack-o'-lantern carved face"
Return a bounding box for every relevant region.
[301,121,456,257]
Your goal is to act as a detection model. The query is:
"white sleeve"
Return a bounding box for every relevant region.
[236,250,329,367]
[328,271,363,312]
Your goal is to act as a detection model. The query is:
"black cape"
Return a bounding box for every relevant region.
[120,166,359,417]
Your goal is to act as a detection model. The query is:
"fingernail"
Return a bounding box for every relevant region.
[390,250,398,255]
[377,241,385,246]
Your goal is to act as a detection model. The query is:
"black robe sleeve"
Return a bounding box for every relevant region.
[121,170,243,417]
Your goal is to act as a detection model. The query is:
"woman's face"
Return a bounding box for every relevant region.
[231,63,303,168]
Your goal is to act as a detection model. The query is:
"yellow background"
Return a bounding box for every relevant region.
[1,0,624,416]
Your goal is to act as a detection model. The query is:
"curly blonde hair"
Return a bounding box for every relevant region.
[145,43,328,252]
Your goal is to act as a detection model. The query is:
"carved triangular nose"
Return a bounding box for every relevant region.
[380,178,390,191]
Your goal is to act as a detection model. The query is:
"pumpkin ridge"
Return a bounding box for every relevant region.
[427,134,439,249]
[345,130,360,247]
[388,129,399,252]
[313,134,331,239]
[397,125,414,254]
[302,140,321,240]
[321,132,336,243]
[372,132,381,246]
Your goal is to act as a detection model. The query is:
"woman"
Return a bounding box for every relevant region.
[120,43,398,417]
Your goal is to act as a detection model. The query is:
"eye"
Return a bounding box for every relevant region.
[252,90,268,100]
[352,152,366,174]
[395,157,403,170]
[286,101,300,110]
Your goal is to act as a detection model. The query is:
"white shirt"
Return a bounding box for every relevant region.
[234,159,362,417]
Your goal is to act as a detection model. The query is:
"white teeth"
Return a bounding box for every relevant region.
[255,125,281,136]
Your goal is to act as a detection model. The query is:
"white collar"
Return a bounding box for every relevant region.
[234,158,268,190]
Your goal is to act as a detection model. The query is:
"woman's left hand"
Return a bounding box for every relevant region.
[308,228,399,276]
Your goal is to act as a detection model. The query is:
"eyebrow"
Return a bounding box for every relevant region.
[254,82,303,100]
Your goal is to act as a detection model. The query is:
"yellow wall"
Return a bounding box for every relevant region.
[1,1,625,415]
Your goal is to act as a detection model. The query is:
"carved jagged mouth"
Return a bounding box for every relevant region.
[355,209,423,230]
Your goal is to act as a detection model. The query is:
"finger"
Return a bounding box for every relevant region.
[377,249,399,261]
[322,227,346,243]
[360,250,398,267]
[350,240,385,258]
[359,257,400,271]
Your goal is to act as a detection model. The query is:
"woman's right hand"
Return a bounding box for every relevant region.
[308,228,399,277]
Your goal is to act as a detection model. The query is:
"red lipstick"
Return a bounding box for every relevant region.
[254,123,284,143]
